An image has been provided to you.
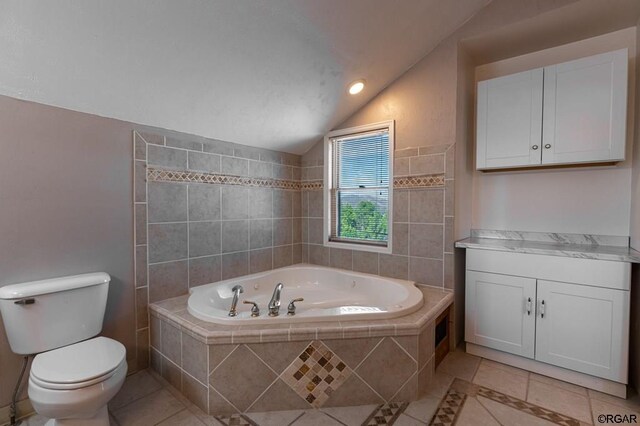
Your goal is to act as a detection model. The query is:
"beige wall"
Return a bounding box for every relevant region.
[306,0,640,344]
[627,17,640,394]
[472,28,636,236]
[0,96,136,413]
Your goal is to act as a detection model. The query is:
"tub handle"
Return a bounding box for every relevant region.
[243,300,260,317]
[287,298,304,316]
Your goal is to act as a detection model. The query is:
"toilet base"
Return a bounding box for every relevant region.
[44,406,109,426]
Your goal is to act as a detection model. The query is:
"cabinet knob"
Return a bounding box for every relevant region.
[531,145,539,150]
[544,144,551,149]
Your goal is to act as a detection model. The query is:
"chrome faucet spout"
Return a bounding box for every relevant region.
[228,285,244,317]
[268,283,284,317]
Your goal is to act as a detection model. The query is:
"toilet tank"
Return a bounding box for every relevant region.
[0,272,110,355]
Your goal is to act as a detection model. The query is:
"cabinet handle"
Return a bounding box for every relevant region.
[531,145,539,150]
[540,300,546,318]
[544,144,551,149]
[526,297,532,315]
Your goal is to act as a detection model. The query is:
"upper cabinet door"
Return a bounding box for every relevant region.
[542,49,628,165]
[476,69,544,170]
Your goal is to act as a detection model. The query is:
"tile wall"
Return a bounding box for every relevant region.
[133,131,303,369]
[134,130,457,371]
[301,143,455,289]
[150,311,435,415]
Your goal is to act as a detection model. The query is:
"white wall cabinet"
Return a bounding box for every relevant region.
[476,69,543,169]
[465,249,631,385]
[476,49,628,170]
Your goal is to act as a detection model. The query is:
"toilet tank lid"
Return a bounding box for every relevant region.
[0,272,110,300]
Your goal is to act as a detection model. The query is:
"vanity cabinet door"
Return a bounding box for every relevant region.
[535,280,629,382]
[542,49,628,165]
[465,271,536,358]
[476,68,544,170]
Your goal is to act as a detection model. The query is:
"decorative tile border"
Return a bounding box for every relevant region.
[148,166,444,190]
[394,174,445,189]
[215,414,259,426]
[363,402,409,425]
[476,387,580,426]
[430,389,466,426]
[147,167,300,190]
[430,378,582,426]
[299,180,323,190]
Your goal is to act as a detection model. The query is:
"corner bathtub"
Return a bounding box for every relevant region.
[187,264,424,324]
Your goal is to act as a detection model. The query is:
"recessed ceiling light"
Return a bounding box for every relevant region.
[348,80,365,95]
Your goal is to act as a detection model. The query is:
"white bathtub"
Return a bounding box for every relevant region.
[187,264,424,324]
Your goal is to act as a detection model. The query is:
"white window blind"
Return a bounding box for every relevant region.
[329,129,390,247]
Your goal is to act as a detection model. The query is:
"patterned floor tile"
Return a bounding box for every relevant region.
[362,402,409,425]
[429,378,584,426]
[430,389,466,426]
[215,413,259,426]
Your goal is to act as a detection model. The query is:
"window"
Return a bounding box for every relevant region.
[323,121,394,253]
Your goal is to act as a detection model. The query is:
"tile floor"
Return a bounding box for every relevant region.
[21,347,640,426]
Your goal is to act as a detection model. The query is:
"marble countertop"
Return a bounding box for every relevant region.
[455,237,640,263]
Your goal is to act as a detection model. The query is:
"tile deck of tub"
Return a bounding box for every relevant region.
[149,285,454,345]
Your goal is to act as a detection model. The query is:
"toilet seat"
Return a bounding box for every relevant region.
[30,337,126,391]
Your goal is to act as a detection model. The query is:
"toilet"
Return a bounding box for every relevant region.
[0,273,127,426]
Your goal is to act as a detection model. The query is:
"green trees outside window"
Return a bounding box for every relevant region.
[339,200,388,241]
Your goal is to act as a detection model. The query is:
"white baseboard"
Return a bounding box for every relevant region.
[466,343,627,399]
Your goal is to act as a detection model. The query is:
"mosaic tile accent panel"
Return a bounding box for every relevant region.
[363,402,409,425]
[281,341,351,408]
[149,167,444,190]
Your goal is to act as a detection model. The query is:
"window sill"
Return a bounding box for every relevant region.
[324,240,392,254]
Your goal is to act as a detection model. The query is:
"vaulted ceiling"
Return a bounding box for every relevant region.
[0,0,491,153]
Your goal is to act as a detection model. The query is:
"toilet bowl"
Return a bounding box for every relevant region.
[0,273,127,425]
[28,336,127,426]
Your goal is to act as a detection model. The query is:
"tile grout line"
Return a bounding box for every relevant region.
[390,336,418,364]
[111,386,165,419]
[286,411,307,426]
[145,136,151,370]
[587,391,596,425]
[186,182,190,289]
[208,344,240,376]
[475,395,506,426]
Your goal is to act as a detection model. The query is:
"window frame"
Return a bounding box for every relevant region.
[323,120,394,254]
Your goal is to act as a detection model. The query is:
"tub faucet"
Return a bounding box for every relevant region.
[268,283,284,316]
[228,285,244,317]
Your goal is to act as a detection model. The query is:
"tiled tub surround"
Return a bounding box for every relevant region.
[301,144,455,290]
[148,285,453,415]
[133,130,305,372]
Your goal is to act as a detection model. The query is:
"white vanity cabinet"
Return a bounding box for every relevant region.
[465,271,536,358]
[464,249,631,392]
[535,280,628,382]
[476,48,628,170]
